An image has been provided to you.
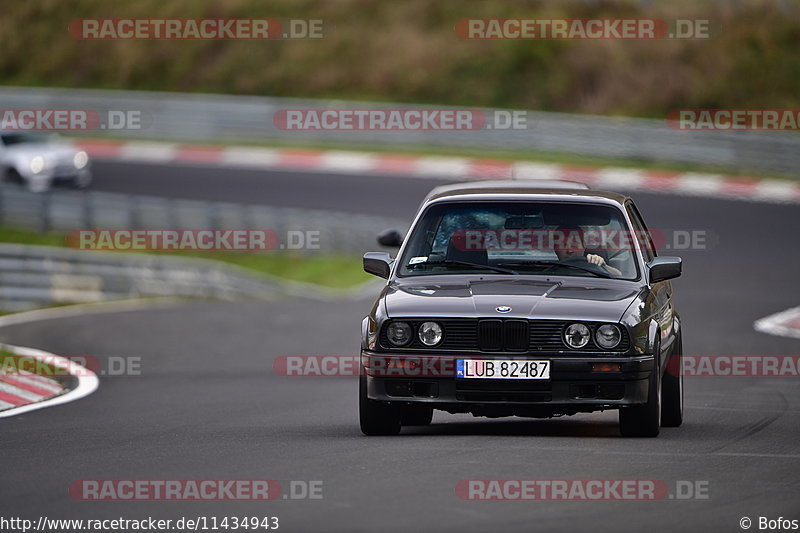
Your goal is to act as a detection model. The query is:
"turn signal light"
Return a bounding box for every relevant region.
[591,363,621,373]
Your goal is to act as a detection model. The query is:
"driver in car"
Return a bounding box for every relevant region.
[552,226,623,277]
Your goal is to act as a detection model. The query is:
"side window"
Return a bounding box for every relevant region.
[625,201,656,262]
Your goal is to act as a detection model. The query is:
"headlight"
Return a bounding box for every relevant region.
[386,321,413,346]
[564,323,590,349]
[595,324,622,349]
[30,156,45,174]
[418,321,443,346]
[73,151,89,169]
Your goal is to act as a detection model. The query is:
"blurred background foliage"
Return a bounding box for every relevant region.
[0,0,798,116]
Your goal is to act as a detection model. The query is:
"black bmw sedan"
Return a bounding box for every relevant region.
[360,180,683,438]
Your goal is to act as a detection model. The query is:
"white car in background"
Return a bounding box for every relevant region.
[0,132,91,192]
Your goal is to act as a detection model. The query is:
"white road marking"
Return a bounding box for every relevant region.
[0,342,98,418]
[220,147,281,167]
[414,157,471,177]
[676,173,726,195]
[512,162,563,180]
[119,142,178,162]
[320,151,377,172]
[594,167,646,189]
[754,306,800,340]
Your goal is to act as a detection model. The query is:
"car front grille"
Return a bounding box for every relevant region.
[478,320,529,351]
[379,318,629,353]
[52,163,77,175]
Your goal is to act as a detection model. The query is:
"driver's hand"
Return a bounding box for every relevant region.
[586,254,607,267]
[586,253,623,276]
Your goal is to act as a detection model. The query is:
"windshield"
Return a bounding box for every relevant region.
[398,201,640,280]
[0,133,51,146]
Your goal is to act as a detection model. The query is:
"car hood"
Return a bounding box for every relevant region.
[383,277,641,322]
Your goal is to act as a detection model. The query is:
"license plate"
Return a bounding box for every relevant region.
[456,359,550,380]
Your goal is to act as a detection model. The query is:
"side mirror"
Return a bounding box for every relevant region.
[648,256,682,284]
[377,228,403,248]
[363,252,393,279]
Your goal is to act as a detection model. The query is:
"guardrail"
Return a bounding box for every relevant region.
[0,242,381,312]
[0,179,400,312]
[0,185,406,255]
[1,86,798,174]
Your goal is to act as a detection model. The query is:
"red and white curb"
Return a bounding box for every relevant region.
[754,306,800,340]
[73,139,800,204]
[0,341,98,418]
[0,364,63,410]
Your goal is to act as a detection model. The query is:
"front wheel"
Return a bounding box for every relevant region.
[661,332,683,427]
[73,172,92,189]
[26,177,50,193]
[359,376,401,436]
[619,343,661,438]
[5,168,22,184]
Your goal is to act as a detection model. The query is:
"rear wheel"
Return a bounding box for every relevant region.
[661,332,683,427]
[401,404,433,426]
[619,341,661,438]
[359,376,401,436]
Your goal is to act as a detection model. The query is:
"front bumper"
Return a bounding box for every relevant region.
[362,351,654,413]
[51,167,91,182]
[22,167,90,187]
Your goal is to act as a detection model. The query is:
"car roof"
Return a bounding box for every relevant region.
[424,180,631,205]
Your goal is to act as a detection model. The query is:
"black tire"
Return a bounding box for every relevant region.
[401,404,433,426]
[619,341,661,438]
[5,168,22,184]
[359,375,401,436]
[72,173,91,189]
[661,332,684,427]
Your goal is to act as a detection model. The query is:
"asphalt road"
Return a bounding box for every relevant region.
[89,160,436,219]
[1,161,799,532]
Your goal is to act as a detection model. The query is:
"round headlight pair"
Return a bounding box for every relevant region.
[30,156,45,174]
[563,323,621,349]
[73,151,89,169]
[386,321,443,347]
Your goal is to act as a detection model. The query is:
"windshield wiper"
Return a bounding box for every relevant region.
[495,260,613,279]
[407,260,517,275]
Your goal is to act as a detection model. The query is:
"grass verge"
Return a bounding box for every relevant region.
[0,226,372,289]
